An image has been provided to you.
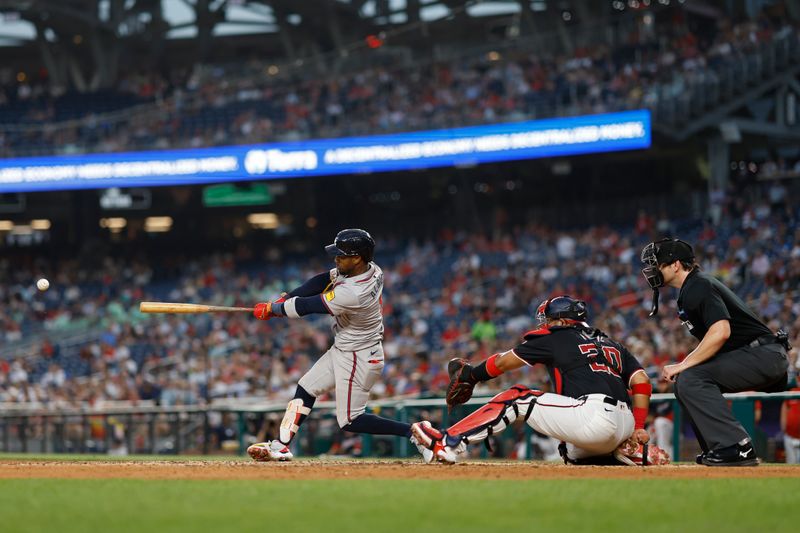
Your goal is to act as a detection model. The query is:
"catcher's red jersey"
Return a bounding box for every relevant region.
[511,325,643,403]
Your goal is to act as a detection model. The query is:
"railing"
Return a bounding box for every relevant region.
[2,391,798,462]
[653,29,800,128]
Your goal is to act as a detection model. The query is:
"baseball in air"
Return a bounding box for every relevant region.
[36,278,50,291]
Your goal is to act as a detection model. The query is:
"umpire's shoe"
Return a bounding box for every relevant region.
[701,441,759,467]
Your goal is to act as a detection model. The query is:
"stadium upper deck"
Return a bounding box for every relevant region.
[0,1,796,157]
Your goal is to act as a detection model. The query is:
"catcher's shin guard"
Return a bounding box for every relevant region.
[445,385,542,446]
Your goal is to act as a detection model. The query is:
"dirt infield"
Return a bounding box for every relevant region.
[1,460,799,480]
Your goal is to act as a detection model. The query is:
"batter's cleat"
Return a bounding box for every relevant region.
[701,442,759,467]
[411,421,442,448]
[247,440,293,462]
[410,435,435,464]
[411,421,445,464]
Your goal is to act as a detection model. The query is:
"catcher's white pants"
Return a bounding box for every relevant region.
[298,343,384,427]
[529,393,635,461]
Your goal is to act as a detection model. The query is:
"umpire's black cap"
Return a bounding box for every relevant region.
[642,238,695,266]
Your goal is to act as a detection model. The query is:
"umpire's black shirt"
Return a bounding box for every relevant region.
[677,269,770,353]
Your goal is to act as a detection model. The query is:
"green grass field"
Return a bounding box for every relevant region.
[1,455,798,533]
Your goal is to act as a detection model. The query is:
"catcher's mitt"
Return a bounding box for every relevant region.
[446,358,477,410]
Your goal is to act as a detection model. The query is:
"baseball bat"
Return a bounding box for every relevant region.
[139,302,254,314]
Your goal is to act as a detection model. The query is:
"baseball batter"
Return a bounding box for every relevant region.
[247,229,426,461]
[413,296,668,465]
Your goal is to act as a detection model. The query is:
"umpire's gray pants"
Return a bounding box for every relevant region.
[674,343,788,451]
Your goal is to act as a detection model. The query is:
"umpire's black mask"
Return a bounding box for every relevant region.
[640,238,695,316]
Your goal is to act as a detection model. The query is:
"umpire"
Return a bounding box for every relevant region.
[641,238,790,466]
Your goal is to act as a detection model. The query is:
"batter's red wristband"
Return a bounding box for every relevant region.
[486,354,503,377]
[633,406,647,430]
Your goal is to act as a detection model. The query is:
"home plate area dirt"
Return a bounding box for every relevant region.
[0,460,798,480]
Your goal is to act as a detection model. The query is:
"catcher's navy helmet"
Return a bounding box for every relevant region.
[325,228,375,262]
[536,295,588,324]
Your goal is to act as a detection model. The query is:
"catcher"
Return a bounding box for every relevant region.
[413,296,669,466]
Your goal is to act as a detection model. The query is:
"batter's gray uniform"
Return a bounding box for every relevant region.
[297,263,385,427]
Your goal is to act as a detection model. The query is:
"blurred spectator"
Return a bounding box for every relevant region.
[650,379,674,454]
[471,308,497,342]
[780,384,800,463]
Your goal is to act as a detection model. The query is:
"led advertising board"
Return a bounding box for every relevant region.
[0,110,651,192]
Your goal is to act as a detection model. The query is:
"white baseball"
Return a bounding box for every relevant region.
[36,278,50,291]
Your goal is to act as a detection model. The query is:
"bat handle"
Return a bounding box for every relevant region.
[208,306,254,313]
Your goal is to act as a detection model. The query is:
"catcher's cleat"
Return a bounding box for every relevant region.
[434,440,467,464]
[247,440,293,462]
[613,440,670,466]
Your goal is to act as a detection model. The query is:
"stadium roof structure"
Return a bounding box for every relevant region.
[0,0,654,89]
[0,1,562,46]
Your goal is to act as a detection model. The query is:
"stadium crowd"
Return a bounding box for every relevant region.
[0,9,796,157]
[2,178,799,416]
[1,4,799,458]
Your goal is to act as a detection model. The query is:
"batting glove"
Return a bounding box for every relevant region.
[253,301,274,320]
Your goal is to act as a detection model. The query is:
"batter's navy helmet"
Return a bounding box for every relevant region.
[325,228,375,262]
[536,295,588,324]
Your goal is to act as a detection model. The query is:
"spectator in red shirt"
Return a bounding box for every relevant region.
[780,386,800,463]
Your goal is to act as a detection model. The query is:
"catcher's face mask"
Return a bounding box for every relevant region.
[535,298,550,325]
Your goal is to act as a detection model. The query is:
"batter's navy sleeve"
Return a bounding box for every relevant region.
[288,272,332,298]
[293,295,332,316]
